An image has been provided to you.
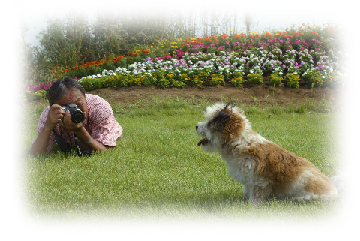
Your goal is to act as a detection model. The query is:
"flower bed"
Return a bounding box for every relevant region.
[24,23,345,100]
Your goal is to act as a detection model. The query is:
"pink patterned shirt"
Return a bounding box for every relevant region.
[32,94,122,153]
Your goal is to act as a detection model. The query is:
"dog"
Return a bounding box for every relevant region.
[196,103,339,204]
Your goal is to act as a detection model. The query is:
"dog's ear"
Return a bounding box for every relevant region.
[223,103,245,143]
[209,108,231,131]
[226,102,245,116]
[225,102,236,111]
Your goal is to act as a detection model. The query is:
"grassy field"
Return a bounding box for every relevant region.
[21,97,341,220]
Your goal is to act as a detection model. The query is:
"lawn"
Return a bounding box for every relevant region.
[21,97,340,219]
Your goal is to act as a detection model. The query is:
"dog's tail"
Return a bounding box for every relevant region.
[331,171,346,197]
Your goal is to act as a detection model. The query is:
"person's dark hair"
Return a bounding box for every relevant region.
[47,77,86,106]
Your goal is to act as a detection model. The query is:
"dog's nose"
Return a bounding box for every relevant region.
[196,125,198,130]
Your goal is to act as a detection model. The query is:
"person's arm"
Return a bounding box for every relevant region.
[73,126,108,151]
[60,109,108,151]
[29,104,65,155]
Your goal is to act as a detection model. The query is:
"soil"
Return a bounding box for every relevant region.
[27,84,342,108]
[86,84,342,107]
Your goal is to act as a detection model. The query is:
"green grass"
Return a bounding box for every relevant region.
[21,97,340,219]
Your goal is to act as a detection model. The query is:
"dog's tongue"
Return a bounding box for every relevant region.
[197,138,208,146]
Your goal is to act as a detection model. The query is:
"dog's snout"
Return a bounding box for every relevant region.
[196,125,198,130]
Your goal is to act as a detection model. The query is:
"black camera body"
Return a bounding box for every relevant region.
[62,104,85,123]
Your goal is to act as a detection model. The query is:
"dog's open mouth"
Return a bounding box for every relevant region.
[197,138,210,146]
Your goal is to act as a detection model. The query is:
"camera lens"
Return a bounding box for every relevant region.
[71,110,85,123]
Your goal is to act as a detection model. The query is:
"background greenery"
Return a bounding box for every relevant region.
[22,11,250,86]
[22,97,340,219]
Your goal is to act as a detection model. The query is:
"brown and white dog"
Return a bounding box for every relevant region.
[196,103,338,204]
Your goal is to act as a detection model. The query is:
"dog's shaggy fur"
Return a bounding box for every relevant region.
[196,103,338,204]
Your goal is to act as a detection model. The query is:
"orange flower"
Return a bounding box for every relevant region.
[53,70,56,73]
[134,53,138,57]
[288,35,293,38]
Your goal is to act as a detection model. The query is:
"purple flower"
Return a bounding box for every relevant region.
[143,57,152,62]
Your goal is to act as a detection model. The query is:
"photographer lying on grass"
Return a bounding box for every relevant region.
[30,77,122,156]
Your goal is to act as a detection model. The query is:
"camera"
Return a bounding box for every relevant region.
[62,104,85,123]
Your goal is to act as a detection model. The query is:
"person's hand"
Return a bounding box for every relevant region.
[45,104,65,130]
[59,110,86,132]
